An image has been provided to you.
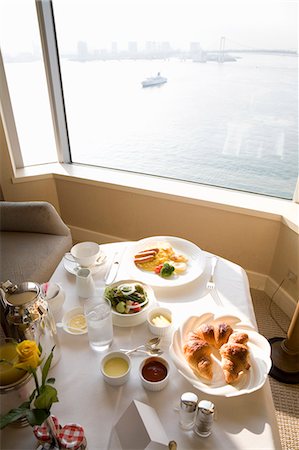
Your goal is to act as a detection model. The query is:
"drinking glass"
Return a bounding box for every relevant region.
[84,293,113,352]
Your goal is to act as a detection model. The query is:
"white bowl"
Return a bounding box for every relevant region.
[147,307,172,337]
[101,351,131,386]
[105,280,155,327]
[139,356,170,391]
[60,307,87,335]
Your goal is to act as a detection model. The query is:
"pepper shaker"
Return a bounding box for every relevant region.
[179,392,198,430]
[194,400,215,437]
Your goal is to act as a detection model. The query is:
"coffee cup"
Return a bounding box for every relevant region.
[65,242,101,267]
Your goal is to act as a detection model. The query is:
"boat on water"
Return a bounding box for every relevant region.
[141,72,167,88]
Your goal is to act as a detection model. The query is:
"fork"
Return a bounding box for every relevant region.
[206,257,223,306]
[206,256,218,289]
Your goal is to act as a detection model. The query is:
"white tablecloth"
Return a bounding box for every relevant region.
[1,242,282,449]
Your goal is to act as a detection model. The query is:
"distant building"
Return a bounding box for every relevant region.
[145,41,157,53]
[160,41,171,52]
[128,41,138,54]
[111,41,118,54]
[190,42,202,54]
[77,41,88,59]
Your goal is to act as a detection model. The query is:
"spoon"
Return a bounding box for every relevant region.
[140,348,164,356]
[126,348,164,356]
[120,337,161,354]
[72,254,107,272]
[144,336,161,348]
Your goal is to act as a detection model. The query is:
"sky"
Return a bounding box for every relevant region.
[0,0,298,55]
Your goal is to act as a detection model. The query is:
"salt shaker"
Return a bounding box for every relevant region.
[194,400,215,437]
[179,392,198,430]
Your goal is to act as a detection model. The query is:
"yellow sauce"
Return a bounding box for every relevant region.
[152,314,171,327]
[68,314,87,332]
[104,357,129,377]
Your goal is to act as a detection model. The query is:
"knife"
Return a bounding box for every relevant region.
[104,252,121,285]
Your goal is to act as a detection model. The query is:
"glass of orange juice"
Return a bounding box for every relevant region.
[0,338,26,387]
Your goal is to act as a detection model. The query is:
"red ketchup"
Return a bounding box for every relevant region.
[142,360,167,382]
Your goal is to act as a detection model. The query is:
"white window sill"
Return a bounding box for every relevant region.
[13,162,299,234]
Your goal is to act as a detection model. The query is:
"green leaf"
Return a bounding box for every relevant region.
[34,385,59,410]
[46,378,55,384]
[29,388,37,404]
[26,408,49,426]
[41,348,54,386]
[19,401,31,409]
[0,406,28,429]
[38,343,43,355]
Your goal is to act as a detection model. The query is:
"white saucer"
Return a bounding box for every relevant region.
[63,253,106,275]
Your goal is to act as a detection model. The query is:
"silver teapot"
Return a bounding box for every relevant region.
[0,280,60,366]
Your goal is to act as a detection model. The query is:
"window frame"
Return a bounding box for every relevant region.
[0,0,298,204]
[35,0,71,164]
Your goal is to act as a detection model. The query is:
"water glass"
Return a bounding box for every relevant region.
[84,294,113,352]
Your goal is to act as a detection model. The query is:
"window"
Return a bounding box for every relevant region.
[0,0,57,166]
[0,0,298,201]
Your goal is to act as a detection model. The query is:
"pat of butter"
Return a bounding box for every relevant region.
[68,314,87,331]
[152,314,171,327]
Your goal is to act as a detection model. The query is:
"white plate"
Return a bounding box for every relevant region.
[58,307,87,335]
[63,253,106,275]
[169,311,271,397]
[124,236,205,287]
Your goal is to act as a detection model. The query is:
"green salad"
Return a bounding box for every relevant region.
[104,283,148,314]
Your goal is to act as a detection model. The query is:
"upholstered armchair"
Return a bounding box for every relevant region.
[0,201,72,284]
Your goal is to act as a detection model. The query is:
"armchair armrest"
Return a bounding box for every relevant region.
[0,201,71,236]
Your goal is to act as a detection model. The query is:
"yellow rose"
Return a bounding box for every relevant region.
[14,340,41,370]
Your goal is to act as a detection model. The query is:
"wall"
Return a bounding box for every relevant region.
[0,117,60,212]
[55,177,280,275]
[266,223,299,316]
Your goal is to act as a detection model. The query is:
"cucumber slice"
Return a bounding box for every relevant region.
[116,301,126,313]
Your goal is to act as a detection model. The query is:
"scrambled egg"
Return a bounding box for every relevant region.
[136,247,174,272]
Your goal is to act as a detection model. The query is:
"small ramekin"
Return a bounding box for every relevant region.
[139,356,170,391]
[147,307,172,336]
[101,351,131,386]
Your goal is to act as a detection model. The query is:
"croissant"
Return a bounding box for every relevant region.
[195,322,233,349]
[219,334,250,384]
[228,332,249,345]
[183,332,213,380]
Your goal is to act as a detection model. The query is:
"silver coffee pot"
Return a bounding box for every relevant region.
[0,280,60,366]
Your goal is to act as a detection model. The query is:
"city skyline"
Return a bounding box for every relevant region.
[3,38,297,64]
[0,0,297,57]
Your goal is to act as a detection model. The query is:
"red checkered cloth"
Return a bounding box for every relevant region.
[58,424,85,449]
[33,416,61,443]
[36,443,60,450]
